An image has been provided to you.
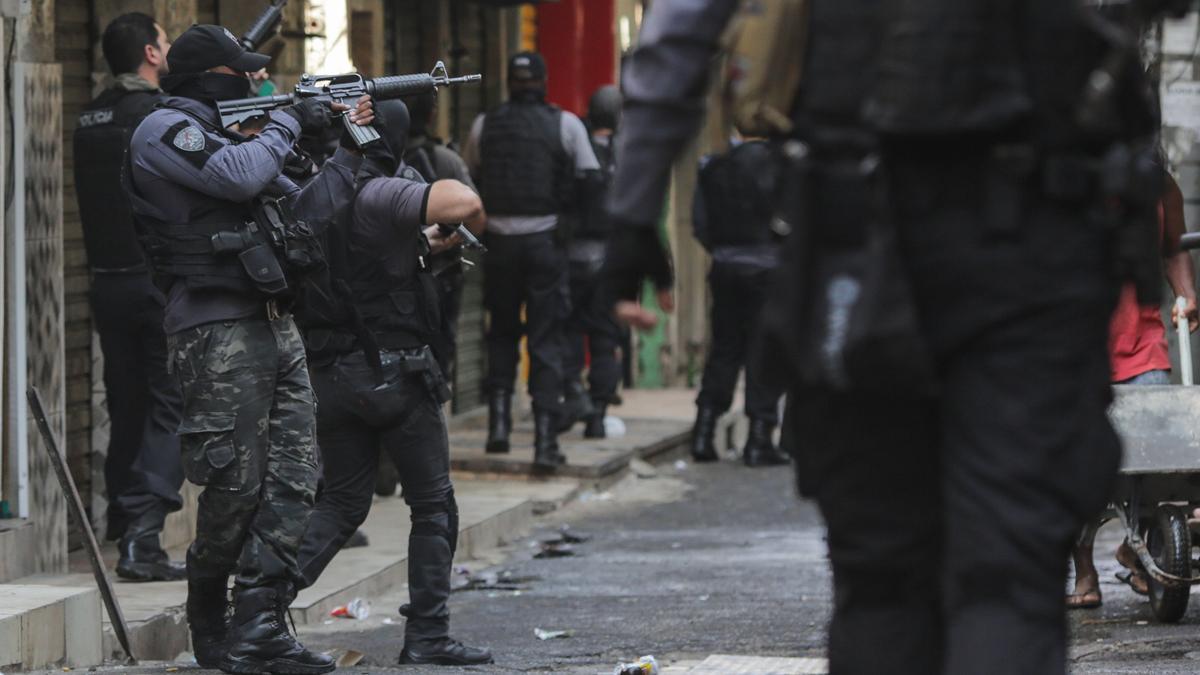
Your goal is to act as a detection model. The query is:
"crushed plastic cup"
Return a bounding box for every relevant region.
[330,597,370,619]
[604,415,627,438]
[613,655,659,675]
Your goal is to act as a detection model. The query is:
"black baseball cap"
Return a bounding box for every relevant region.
[168,24,271,75]
[508,51,547,83]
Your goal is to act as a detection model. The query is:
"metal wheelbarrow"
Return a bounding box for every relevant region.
[1107,297,1200,623]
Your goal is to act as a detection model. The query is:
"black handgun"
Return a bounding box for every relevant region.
[437,223,486,253]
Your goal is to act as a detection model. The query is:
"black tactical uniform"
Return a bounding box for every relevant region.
[74,72,186,581]
[295,101,493,667]
[126,25,338,674]
[561,85,624,439]
[606,1,1162,673]
[689,140,788,466]
[462,51,600,469]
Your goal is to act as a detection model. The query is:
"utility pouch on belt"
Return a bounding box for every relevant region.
[397,345,452,404]
[238,243,289,295]
[757,135,936,395]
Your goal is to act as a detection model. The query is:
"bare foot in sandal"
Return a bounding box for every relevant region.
[1068,541,1103,609]
[1116,541,1150,595]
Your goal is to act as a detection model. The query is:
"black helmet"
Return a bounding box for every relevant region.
[587,85,621,132]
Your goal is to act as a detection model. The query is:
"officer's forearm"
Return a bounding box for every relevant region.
[608,0,738,226]
[426,179,484,228]
[200,120,299,201]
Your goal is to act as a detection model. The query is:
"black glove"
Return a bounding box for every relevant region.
[603,223,673,303]
[279,98,333,134]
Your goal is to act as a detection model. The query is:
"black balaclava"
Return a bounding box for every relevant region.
[163,72,251,103]
[376,99,411,159]
[407,92,436,140]
[587,84,621,133]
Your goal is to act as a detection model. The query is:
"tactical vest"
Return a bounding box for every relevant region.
[299,175,442,363]
[574,134,616,240]
[799,0,1151,148]
[697,141,777,248]
[75,87,162,270]
[126,103,323,298]
[478,101,571,216]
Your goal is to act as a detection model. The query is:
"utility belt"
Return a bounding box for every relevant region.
[375,345,452,404]
[760,129,1163,395]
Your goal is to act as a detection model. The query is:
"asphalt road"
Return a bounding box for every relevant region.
[91,452,1200,674]
[299,456,827,673]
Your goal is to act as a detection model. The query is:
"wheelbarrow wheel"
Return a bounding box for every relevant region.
[1146,504,1191,623]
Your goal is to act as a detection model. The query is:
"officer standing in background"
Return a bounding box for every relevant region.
[462,52,600,469]
[405,91,480,378]
[560,85,623,439]
[688,138,788,467]
[605,1,1163,673]
[74,12,185,582]
[127,24,373,674]
[295,100,493,667]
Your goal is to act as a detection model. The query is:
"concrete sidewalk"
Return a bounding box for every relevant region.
[448,389,694,480]
[0,389,694,668]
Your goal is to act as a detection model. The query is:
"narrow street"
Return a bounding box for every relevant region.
[72,450,1200,675]
[298,458,827,673]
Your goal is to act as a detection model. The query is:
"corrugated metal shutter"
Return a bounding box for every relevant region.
[57,0,93,545]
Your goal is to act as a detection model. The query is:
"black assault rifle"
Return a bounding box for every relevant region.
[241,0,287,51]
[218,61,481,147]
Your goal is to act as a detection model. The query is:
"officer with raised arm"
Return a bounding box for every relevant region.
[126,24,372,675]
[294,100,494,667]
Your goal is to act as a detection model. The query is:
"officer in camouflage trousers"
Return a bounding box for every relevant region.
[127,24,373,675]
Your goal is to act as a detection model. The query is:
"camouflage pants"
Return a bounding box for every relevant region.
[167,315,318,589]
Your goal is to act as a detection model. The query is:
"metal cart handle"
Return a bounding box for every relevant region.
[1177,296,1193,386]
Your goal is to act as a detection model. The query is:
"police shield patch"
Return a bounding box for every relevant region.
[173,126,205,152]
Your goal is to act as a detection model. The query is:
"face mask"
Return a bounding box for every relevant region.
[164,72,251,103]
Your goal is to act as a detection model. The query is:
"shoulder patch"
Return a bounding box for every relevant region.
[172,125,206,152]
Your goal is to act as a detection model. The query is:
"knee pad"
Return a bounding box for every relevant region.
[410,490,459,553]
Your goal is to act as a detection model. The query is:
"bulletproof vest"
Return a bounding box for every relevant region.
[698,141,777,248]
[574,134,616,240]
[800,0,1146,148]
[478,101,570,216]
[74,87,162,269]
[127,103,323,298]
[299,175,441,361]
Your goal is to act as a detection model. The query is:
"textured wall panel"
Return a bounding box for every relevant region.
[22,62,67,574]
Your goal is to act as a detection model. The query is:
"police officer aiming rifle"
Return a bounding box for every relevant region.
[126,23,374,675]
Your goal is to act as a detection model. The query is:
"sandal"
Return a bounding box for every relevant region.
[1115,570,1150,597]
[1066,589,1102,610]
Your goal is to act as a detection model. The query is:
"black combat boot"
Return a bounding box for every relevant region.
[558,380,595,432]
[485,391,512,454]
[743,419,790,467]
[116,505,186,581]
[219,584,336,675]
[186,556,229,669]
[690,406,720,462]
[583,401,607,439]
[533,408,566,470]
[397,534,493,666]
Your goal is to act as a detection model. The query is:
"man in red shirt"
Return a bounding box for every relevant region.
[1067,170,1198,609]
